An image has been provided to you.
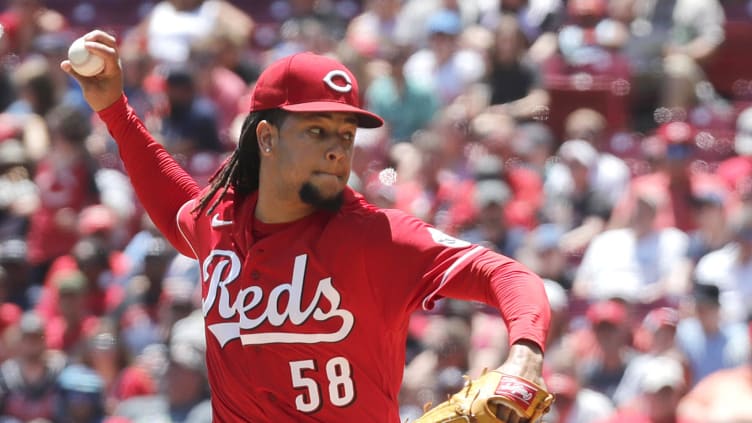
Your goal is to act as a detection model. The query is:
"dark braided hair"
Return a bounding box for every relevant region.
[194,108,288,215]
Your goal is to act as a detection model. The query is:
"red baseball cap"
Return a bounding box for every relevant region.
[249,52,384,128]
[586,300,627,326]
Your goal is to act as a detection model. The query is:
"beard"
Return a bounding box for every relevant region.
[299,182,344,212]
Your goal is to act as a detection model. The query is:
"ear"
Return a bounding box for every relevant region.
[256,120,277,155]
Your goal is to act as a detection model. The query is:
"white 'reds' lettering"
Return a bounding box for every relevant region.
[201,251,354,347]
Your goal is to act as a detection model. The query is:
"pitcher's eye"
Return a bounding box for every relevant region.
[308,127,324,137]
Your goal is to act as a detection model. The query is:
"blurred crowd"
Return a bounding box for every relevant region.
[0,0,752,422]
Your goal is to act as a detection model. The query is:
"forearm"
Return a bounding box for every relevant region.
[685,38,722,63]
[98,94,200,250]
[441,249,551,352]
[504,89,550,120]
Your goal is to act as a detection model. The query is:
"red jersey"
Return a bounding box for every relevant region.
[99,95,550,422]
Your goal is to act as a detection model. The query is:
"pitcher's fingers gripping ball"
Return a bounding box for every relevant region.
[415,370,554,423]
[67,35,105,77]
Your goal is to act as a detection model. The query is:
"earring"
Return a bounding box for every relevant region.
[264,147,271,153]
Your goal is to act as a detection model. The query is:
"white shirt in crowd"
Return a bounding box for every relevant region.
[576,227,688,301]
[694,242,752,325]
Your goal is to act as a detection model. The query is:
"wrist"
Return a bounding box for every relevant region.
[502,340,544,377]
[510,339,544,361]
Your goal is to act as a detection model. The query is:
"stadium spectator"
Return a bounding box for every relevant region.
[188,35,250,145]
[659,0,725,111]
[675,282,750,386]
[610,121,731,232]
[677,320,752,422]
[117,239,182,357]
[513,121,556,176]
[36,237,125,321]
[25,104,100,286]
[77,325,157,415]
[392,0,484,48]
[544,370,615,423]
[486,14,550,120]
[516,223,572,289]
[601,355,689,423]
[0,303,22,363]
[0,238,31,309]
[112,311,210,423]
[56,363,107,423]
[542,279,571,354]
[134,0,254,65]
[613,306,687,407]
[0,311,65,421]
[544,139,630,253]
[458,178,526,257]
[365,43,440,143]
[345,0,402,58]
[155,67,224,157]
[400,315,472,421]
[0,0,66,58]
[468,115,544,229]
[693,206,752,325]
[0,139,37,240]
[573,188,689,303]
[43,269,100,354]
[684,191,730,263]
[480,0,565,64]
[717,106,752,198]
[403,8,486,105]
[576,299,636,401]
[544,0,631,80]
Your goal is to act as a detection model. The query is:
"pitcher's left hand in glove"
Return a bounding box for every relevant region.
[414,370,554,423]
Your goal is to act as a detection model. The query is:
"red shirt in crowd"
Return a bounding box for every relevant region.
[26,160,98,265]
[35,254,126,321]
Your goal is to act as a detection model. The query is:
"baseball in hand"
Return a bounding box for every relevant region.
[68,37,105,77]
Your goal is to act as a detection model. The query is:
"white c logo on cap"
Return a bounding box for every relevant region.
[323,70,353,93]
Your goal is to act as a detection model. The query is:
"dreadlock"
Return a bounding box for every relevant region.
[194,108,288,215]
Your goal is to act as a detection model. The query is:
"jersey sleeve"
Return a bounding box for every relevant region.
[365,209,550,351]
[97,94,201,257]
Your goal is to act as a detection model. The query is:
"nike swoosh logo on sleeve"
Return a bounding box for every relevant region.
[211,214,234,228]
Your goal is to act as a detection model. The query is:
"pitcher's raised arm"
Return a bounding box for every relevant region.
[62,30,200,256]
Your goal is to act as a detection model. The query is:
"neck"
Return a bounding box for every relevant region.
[255,183,316,224]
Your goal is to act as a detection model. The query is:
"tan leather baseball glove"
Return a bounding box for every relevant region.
[414,370,554,423]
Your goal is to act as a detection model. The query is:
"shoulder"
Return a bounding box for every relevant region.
[696,243,737,270]
[337,188,411,234]
[337,188,464,247]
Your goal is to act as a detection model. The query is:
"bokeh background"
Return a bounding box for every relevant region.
[0,0,751,422]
